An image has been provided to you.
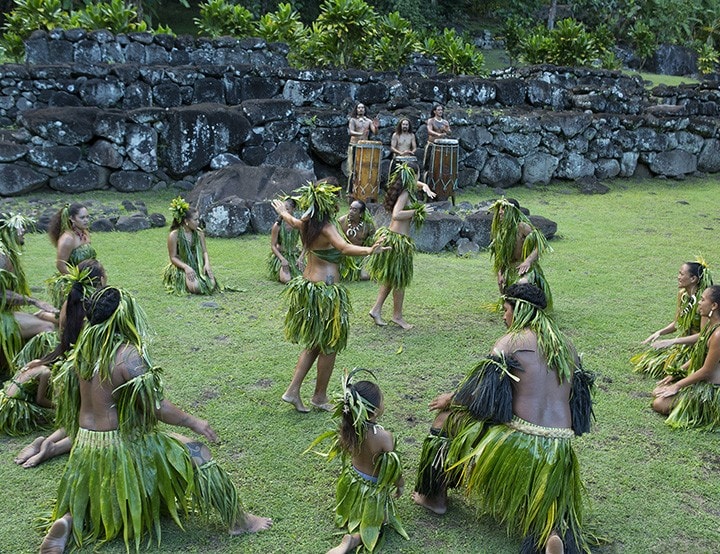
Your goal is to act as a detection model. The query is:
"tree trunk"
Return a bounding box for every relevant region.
[547,0,558,30]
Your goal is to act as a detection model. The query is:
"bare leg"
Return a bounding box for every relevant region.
[310,352,337,410]
[369,284,391,326]
[327,533,362,554]
[23,434,72,468]
[185,273,200,294]
[229,512,273,535]
[391,289,413,330]
[14,436,45,464]
[40,513,72,554]
[546,532,564,554]
[282,348,320,413]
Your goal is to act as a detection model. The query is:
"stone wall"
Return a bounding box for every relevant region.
[1,29,720,198]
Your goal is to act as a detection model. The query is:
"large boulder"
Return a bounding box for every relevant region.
[49,163,109,192]
[201,195,252,237]
[188,164,315,213]
[648,44,697,77]
[19,107,99,145]
[0,163,47,196]
[409,211,463,253]
[159,104,252,177]
[648,149,697,177]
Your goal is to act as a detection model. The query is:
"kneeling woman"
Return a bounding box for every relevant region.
[163,197,219,295]
[653,285,720,430]
[271,180,387,413]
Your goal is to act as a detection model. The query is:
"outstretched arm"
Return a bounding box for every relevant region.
[272,199,305,230]
[325,224,388,256]
[3,290,57,313]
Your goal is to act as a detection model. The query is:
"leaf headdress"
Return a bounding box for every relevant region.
[169,196,191,225]
[294,180,341,221]
[0,212,34,296]
[73,286,151,381]
[389,163,426,229]
[694,255,713,291]
[490,198,550,275]
[54,263,98,302]
[503,292,577,383]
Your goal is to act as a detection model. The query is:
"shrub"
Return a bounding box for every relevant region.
[421,28,485,75]
[370,11,419,71]
[256,2,306,47]
[71,0,147,34]
[194,0,256,38]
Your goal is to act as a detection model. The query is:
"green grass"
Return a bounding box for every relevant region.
[2,178,720,553]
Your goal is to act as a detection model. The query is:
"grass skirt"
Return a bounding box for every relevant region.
[163,263,219,295]
[456,417,588,553]
[50,428,195,551]
[366,228,414,290]
[12,330,58,369]
[631,343,692,379]
[0,387,53,436]
[0,310,21,377]
[283,277,351,354]
[334,453,408,552]
[666,382,720,431]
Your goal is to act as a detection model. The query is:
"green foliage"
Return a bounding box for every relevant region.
[194,0,256,38]
[502,14,534,60]
[70,0,147,33]
[696,42,719,76]
[0,0,68,61]
[421,28,485,76]
[314,0,379,68]
[256,2,306,46]
[628,20,656,62]
[370,11,419,71]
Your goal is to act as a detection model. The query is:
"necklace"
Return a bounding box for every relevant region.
[346,220,364,238]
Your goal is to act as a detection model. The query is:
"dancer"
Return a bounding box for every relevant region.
[271,180,388,413]
[269,197,303,284]
[306,370,407,553]
[413,283,594,554]
[1,213,57,378]
[632,260,712,378]
[47,203,95,307]
[489,197,553,310]
[367,164,435,329]
[13,260,106,468]
[163,196,219,295]
[40,286,271,553]
[338,199,376,281]
[653,285,720,430]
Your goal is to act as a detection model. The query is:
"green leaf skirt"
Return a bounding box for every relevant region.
[666,381,720,431]
[283,277,351,354]
[366,228,414,290]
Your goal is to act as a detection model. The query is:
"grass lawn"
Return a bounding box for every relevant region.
[1,177,720,553]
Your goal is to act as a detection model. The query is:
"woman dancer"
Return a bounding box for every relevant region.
[307,371,407,553]
[269,197,303,284]
[632,260,712,378]
[163,197,219,295]
[367,164,435,330]
[271,180,387,413]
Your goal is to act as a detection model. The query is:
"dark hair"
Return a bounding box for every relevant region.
[504,282,547,311]
[170,207,198,231]
[86,286,121,325]
[338,380,383,454]
[706,285,720,306]
[351,103,366,118]
[384,166,416,212]
[301,210,332,247]
[684,262,705,282]
[430,105,443,118]
[48,203,87,246]
[395,118,412,134]
[350,199,367,214]
[505,198,520,209]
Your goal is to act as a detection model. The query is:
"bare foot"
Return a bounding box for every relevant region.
[391,317,414,330]
[327,533,361,554]
[229,512,272,535]
[310,400,334,412]
[40,513,72,554]
[546,532,564,554]
[412,491,447,515]
[23,438,56,468]
[281,394,310,413]
[368,311,387,326]
[14,436,44,464]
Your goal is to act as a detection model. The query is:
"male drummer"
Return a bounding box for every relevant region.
[389,118,418,184]
[423,105,451,178]
[347,103,380,193]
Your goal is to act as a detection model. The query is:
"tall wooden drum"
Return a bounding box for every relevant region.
[352,140,382,202]
[428,138,458,202]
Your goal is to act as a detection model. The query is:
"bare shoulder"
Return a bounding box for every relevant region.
[368,425,395,453]
[115,344,147,379]
[518,221,532,236]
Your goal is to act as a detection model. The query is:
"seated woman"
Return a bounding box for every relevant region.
[47,203,95,307]
[632,260,713,378]
[163,197,219,295]
[653,285,720,430]
[268,197,303,284]
[306,371,407,553]
[0,361,53,436]
[13,259,106,468]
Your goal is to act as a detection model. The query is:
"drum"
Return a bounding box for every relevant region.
[388,155,419,185]
[352,140,382,202]
[428,138,458,202]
